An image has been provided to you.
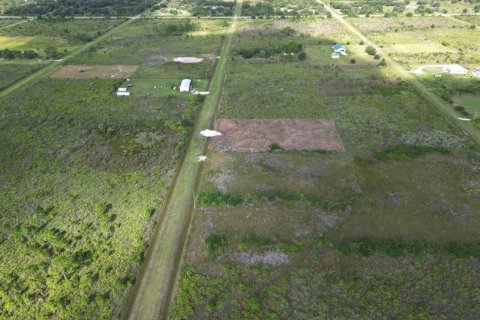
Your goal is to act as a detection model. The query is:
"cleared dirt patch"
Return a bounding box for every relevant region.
[210,119,344,152]
[51,65,139,79]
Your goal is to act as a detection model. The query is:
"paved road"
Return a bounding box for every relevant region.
[319,0,480,145]
[124,1,243,320]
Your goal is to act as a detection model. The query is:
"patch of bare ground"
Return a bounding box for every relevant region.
[51,65,139,79]
[228,251,289,266]
[210,119,344,152]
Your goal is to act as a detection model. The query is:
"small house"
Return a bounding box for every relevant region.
[180,79,192,92]
[332,43,348,56]
[116,87,130,96]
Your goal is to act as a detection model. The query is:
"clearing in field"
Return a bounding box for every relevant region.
[51,65,139,79]
[210,119,344,152]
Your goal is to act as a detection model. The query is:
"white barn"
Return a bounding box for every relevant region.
[180,79,192,92]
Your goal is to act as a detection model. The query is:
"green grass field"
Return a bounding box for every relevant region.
[0,18,124,58]
[126,79,208,97]
[0,62,44,90]
[452,94,480,115]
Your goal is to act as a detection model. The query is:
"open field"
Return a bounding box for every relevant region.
[170,13,480,320]
[0,62,43,89]
[0,18,124,58]
[126,79,208,98]
[51,64,139,79]
[452,94,480,116]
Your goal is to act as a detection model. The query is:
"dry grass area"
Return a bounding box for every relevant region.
[210,119,344,152]
[51,64,139,79]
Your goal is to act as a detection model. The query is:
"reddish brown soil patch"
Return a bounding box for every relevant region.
[210,119,344,152]
[51,65,139,79]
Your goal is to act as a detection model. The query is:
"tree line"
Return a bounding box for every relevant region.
[5,0,157,16]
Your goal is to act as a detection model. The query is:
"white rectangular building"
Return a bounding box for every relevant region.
[180,79,192,92]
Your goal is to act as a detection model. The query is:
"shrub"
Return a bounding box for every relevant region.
[269,143,284,152]
[378,58,386,66]
[198,191,244,206]
[374,53,381,60]
[365,46,376,56]
[359,40,365,45]
[374,145,449,161]
[350,58,356,64]
[297,51,307,61]
[205,234,228,257]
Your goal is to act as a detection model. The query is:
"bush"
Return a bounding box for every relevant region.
[297,51,307,61]
[269,143,284,152]
[374,53,381,60]
[374,145,449,161]
[365,46,376,56]
[205,234,228,257]
[359,40,364,45]
[378,58,386,66]
[350,59,356,64]
[198,191,244,206]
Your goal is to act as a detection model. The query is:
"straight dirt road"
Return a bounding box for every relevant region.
[125,1,243,320]
[318,0,480,145]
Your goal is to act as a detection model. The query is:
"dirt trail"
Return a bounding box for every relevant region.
[125,2,244,319]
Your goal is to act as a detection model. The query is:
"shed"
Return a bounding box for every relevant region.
[117,87,128,92]
[117,91,130,96]
[180,79,192,92]
[332,43,347,55]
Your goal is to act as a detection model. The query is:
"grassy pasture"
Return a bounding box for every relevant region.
[72,19,227,67]
[126,78,208,97]
[452,94,480,115]
[170,16,480,319]
[0,18,124,58]
[348,16,479,67]
[0,62,44,90]
[0,18,22,28]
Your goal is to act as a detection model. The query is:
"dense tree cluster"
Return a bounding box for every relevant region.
[5,0,157,16]
[0,49,38,59]
[236,41,304,59]
[189,0,236,17]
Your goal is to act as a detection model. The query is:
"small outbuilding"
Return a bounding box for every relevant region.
[332,43,348,56]
[116,87,130,96]
[180,79,192,92]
